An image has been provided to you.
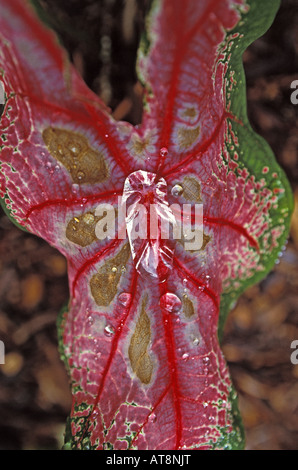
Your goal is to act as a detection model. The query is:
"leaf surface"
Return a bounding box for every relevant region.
[0,0,293,450]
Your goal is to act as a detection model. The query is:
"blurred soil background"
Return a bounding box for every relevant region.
[0,0,298,450]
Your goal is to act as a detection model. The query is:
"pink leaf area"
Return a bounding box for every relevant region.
[0,0,292,450]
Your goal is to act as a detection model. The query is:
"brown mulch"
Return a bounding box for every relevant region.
[0,0,297,450]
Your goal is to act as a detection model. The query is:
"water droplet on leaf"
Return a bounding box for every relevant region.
[104,324,115,337]
[45,161,54,174]
[91,409,99,420]
[160,293,182,313]
[72,183,79,194]
[171,184,183,197]
[148,413,157,423]
[160,147,168,158]
[77,170,85,181]
[118,292,132,307]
